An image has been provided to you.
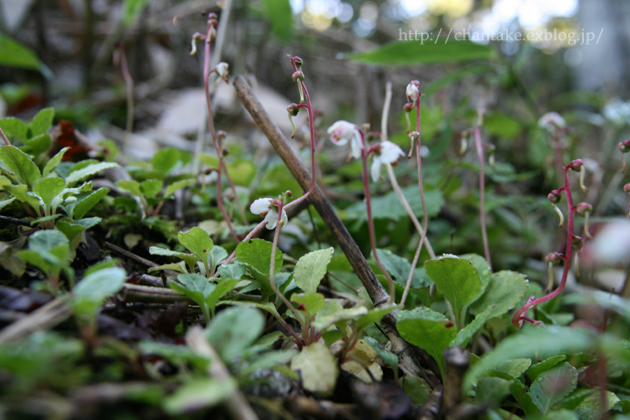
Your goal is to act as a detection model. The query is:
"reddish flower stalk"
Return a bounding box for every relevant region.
[512,160,584,327]
[201,14,243,242]
[359,130,395,306]
[474,109,492,269]
[0,126,10,146]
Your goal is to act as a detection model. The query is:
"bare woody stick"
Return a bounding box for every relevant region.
[233,76,441,380]
[233,75,388,307]
[442,346,470,415]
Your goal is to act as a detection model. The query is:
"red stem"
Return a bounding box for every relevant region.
[360,131,395,306]
[474,123,492,269]
[0,126,10,146]
[512,166,575,327]
[203,27,239,243]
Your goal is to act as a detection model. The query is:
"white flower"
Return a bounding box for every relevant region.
[250,198,287,230]
[214,62,229,83]
[406,82,420,103]
[327,120,363,159]
[370,141,405,182]
[538,112,565,132]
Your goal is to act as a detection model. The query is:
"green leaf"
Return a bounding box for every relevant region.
[365,336,398,368]
[169,274,210,305]
[64,188,109,220]
[425,64,495,95]
[0,196,16,211]
[218,263,246,280]
[527,355,567,382]
[235,239,283,299]
[178,227,214,263]
[495,358,532,379]
[0,145,41,187]
[150,147,181,175]
[477,377,512,407]
[164,179,194,198]
[294,247,334,294]
[56,217,101,242]
[140,179,163,199]
[346,188,443,223]
[376,249,432,288]
[0,34,50,75]
[218,300,283,322]
[260,0,293,43]
[65,162,119,186]
[290,293,325,315]
[43,147,70,177]
[122,0,150,27]
[465,327,594,391]
[4,184,40,211]
[484,113,522,140]
[73,267,127,317]
[149,246,198,271]
[573,390,619,420]
[291,342,338,396]
[0,117,28,142]
[208,246,228,274]
[22,133,51,156]
[425,256,481,329]
[226,159,257,187]
[348,40,496,66]
[29,229,69,253]
[403,375,432,406]
[205,279,239,318]
[28,108,55,137]
[163,378,236,415]
[116,180,142,197]
[32,177,66,209]
[529,362,578,415]
[205,307,265,361]
[396,307,457,374]
[353,305,397,333]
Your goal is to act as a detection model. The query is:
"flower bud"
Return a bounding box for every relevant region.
[624,183,630,194]
[406,81,420,103]
[545,252,563,265]
[403,103,414,113]
[618,140,630,153]
[576,202,592,216]
[222,147,229,156]
[217,130,227,141]
[287,103,300,116]
[292,71,305,83]
[293,56,303,69]
[547,189,562,203]
[569,159,584,172]
[572,235,584,250]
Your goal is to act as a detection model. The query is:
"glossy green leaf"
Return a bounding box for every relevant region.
[0,117,28,142]
[348,40,496,66]
[56,217,101,242]
[22,133,51,156]
[140,179,163,199]
[0,145,41,187]
[425,256,481,329]
[573,390,619,420]
[151,147,181,175]
[116,180,142,197]
[526,355,567,382]
[73,267,127,317]
[149,246,198,270]
[29,108,55,137]
[346,188,443,223]
[376,249,432,288]
[163,378,236,415]
[529,362,578,414]
[178,227,214,263]
[396,307,456,374]
[4,184,41,211]
[0,34,48,75]
[64,188,110,220]
[365,336,398,368]
[32,177,66,209]
[290,292,325,315]
[164,179,195,198]
[65,162,119,186]
[43,147,70,177]
[294,247,334,294]
[217,263,246,280]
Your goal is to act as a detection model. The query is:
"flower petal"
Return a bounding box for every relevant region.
[264,209,279,230]
[250,198,271,215]
[371,157,382,182]
[379,141,405,164]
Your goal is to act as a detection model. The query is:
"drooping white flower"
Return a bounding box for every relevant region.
[406,82,420,103]
[327,120,363,159]
[370,141,406,182]
[538,112,566,132]
[250,198,287,230]
[214,62,229,83]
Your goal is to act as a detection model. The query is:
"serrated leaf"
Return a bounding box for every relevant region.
[4,184,41,211]
[470,270,528,317]
[294,247,334,294]
[396,307,456,374]
[178,227,214,263]
[527,355,567,382]
[291,342,338,396]
[205,306,265,361]
[32,177,66,209]
[0,117,28,142]
[529,362,578,414]
[218,263,246,279]
[348,40,496,66]
[573,390,619,420]
[0,145,41,187]
[28,108,54,137]
[149,246,198,271]
[140,179,163,199]
[64,188,109,220]
[477,377,513,407]
[163,378,236,415]
[43,148,69,177]
[56,217,101,242]
[376,249,432,288]
[164,179,194,198]
[425,256,481,329]
[66,162,119,186]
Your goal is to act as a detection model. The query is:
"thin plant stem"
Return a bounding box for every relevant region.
[0,126,10,146]
[360,132,395,306]
[117,43,134,155]
[269,202,305,328]
[474,113,492,269]
[512,165,575,326]
[401,97,430,306]
[202,26,241,242]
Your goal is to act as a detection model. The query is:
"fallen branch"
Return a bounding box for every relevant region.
[417,385,443,420]
[0,298,72,345]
